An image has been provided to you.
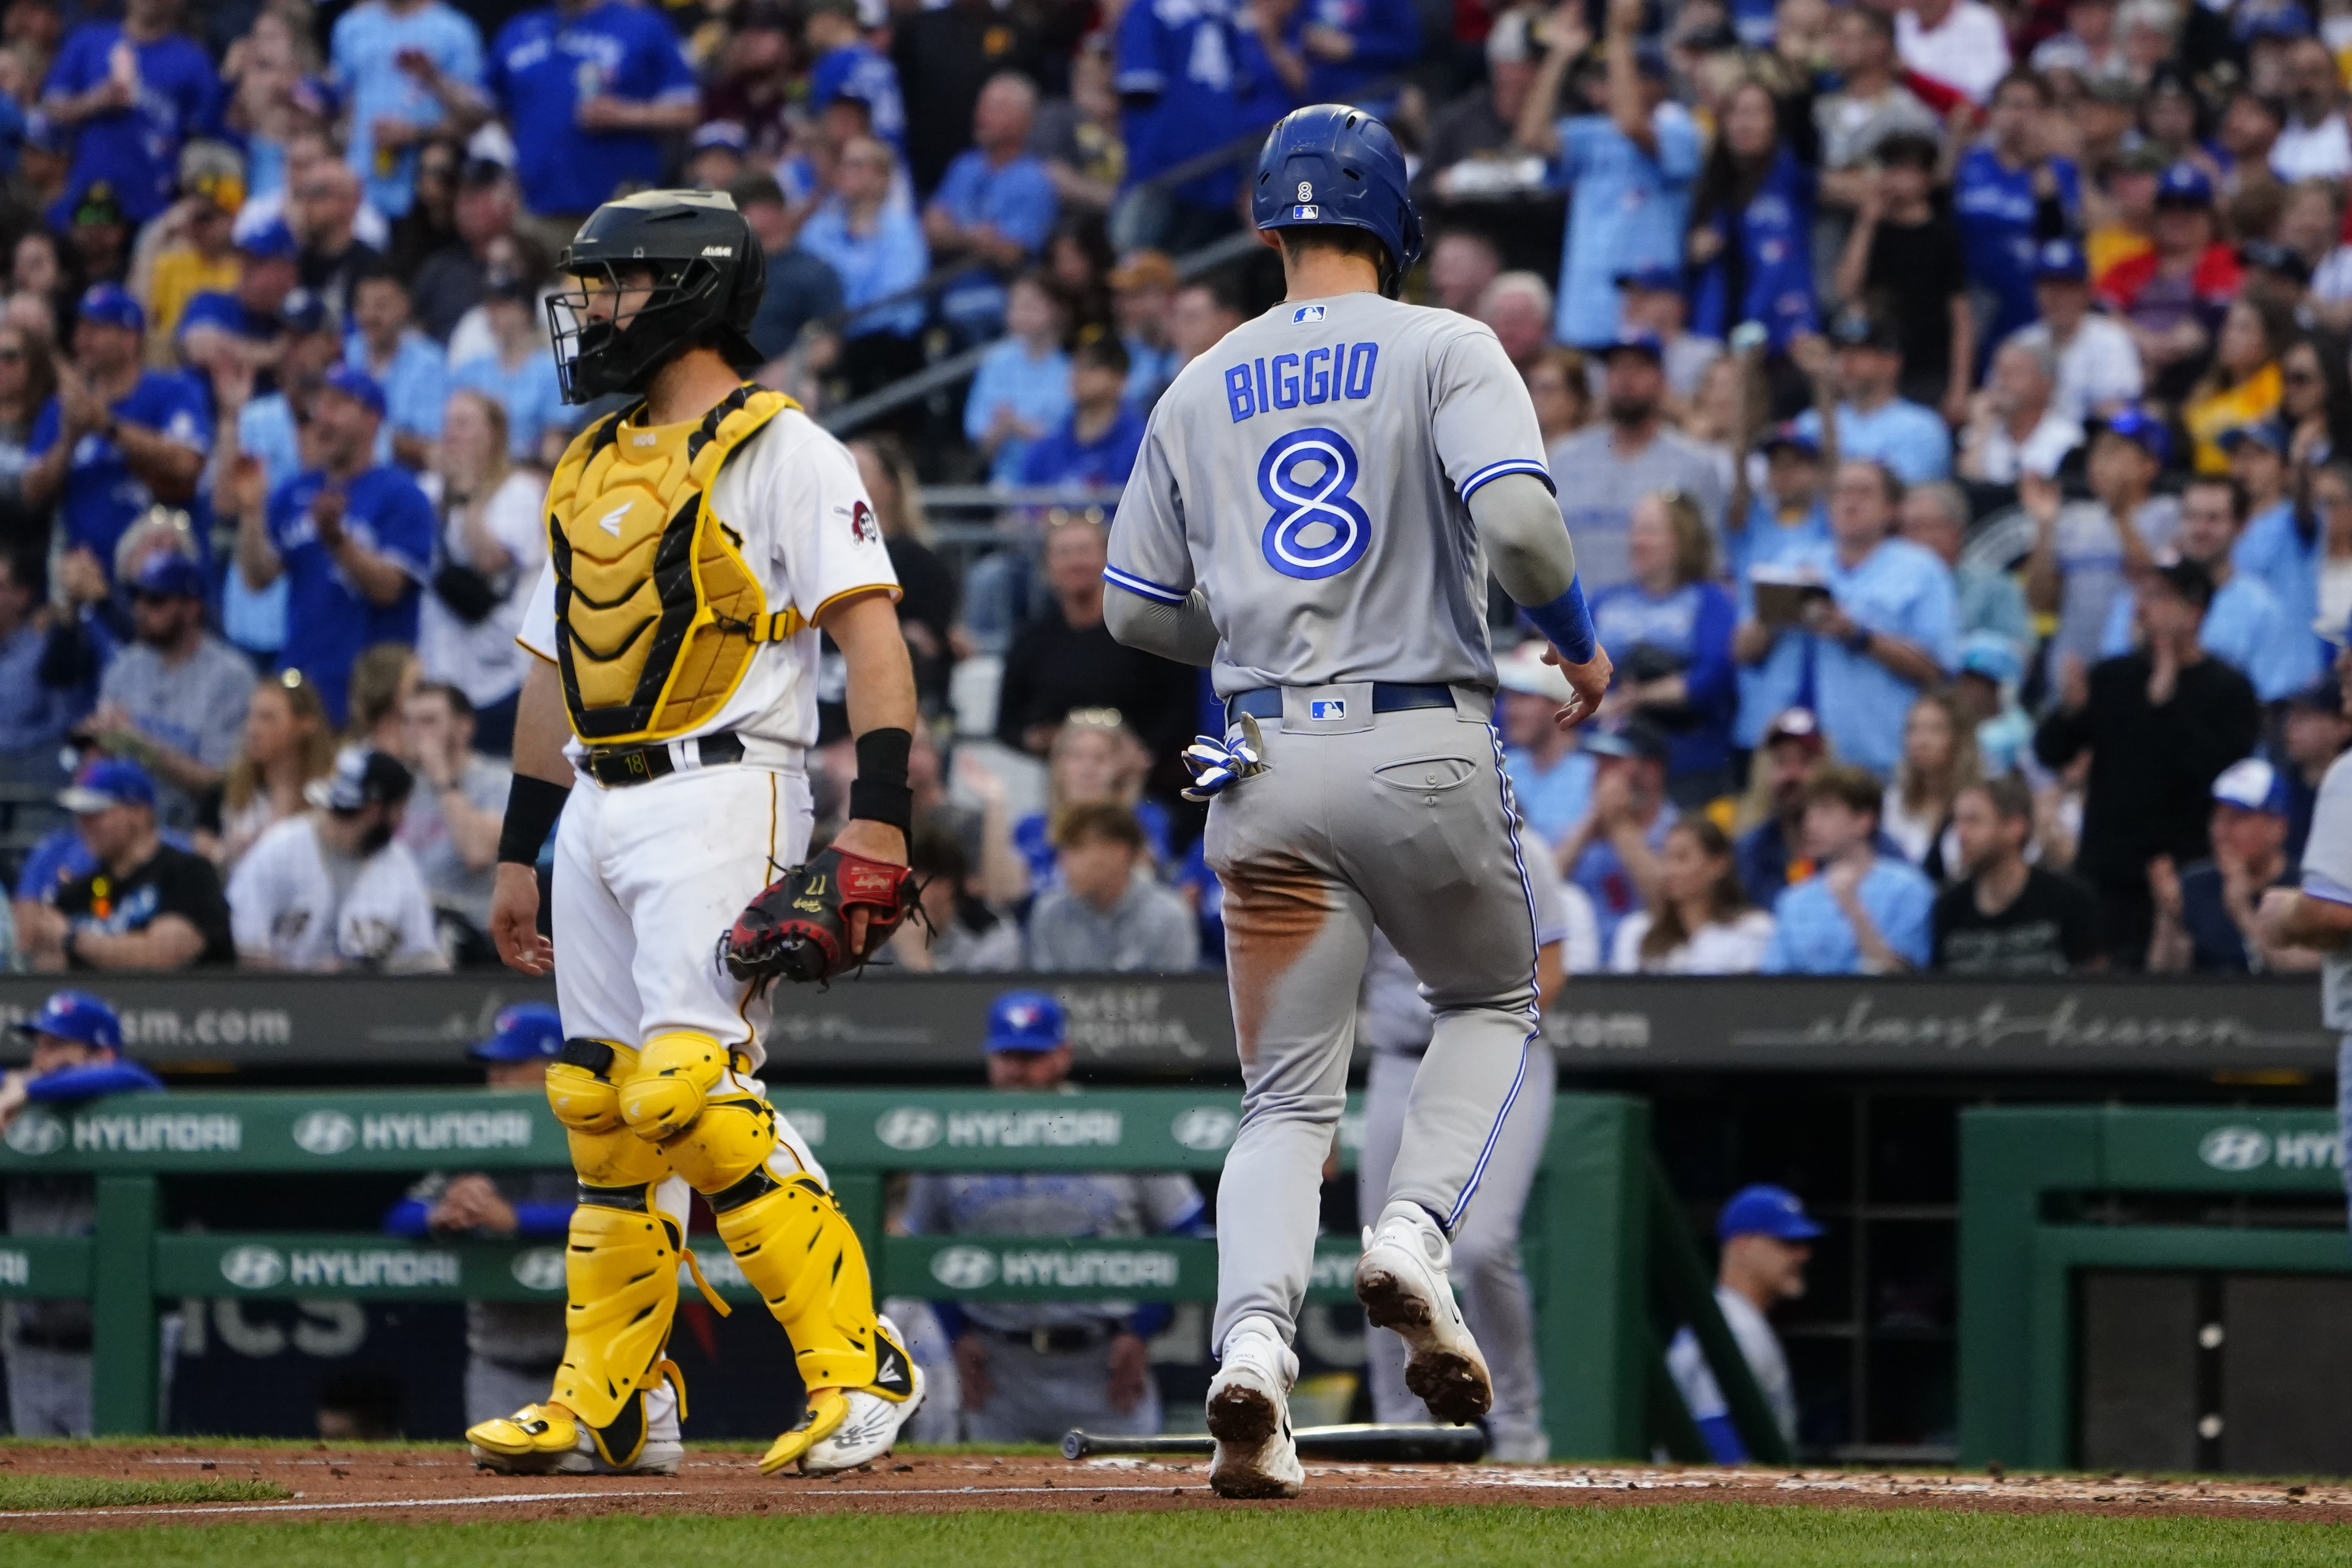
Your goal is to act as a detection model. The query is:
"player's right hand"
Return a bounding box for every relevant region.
[1543,642,1613,730]
[489,863,553,976]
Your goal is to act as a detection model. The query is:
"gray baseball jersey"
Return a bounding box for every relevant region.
[1105,292,1552,696]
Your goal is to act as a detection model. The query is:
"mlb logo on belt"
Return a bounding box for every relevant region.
[1310,698,1345,720]
[1291,204,1319,219]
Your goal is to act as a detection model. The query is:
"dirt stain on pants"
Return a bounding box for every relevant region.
[1218,852,1329,1068]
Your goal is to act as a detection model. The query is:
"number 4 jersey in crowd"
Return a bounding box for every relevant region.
[1105,293,1549,696]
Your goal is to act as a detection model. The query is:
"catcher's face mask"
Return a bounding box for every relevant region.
[546,256,730,404]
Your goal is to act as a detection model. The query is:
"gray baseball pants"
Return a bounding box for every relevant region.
[960,1337,1162,1444]
[1359,1046,1554,1458]
[1205,690,1541,1356]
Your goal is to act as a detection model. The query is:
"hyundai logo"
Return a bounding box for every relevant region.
[292,1111,356,1156]
[220,1245,286,1289]
[1171,1107,1238,1151]
[3,1109,64,1156]
[2199,1126,2271,1172]
[876,1107,942,1151]
[930,1245,998,1289]
[511,1248,567,1292]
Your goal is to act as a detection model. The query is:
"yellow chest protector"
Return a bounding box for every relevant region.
[545,384,801,745]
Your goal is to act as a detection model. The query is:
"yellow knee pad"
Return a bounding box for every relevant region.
[663,1094,783,1194]
[546,1040,634,1133]
[619,1032,730,1142]
[550,1198,684,1431]
[715,1176,878,1392]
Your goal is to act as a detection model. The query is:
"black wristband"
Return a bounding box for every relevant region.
[497,774,570,865]
[848,726,914,834]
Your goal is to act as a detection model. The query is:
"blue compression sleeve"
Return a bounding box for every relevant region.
[1696,1412,1749,1465]
[1524,577,1597,664]
[24,1061,163,1101]
[512,1202,576,1238]
[383,1199,432,1238]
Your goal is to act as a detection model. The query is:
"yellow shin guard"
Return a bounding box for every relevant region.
[547,1192,682,1434]
[715,1175,880,1393]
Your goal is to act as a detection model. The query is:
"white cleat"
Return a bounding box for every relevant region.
[1206,1314,1304,1499]
[1355,1200,1492,1424]
[797,1315,928,1475]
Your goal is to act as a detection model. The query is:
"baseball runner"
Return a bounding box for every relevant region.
[1103,105,1612,1498]
[468,190,925,1479]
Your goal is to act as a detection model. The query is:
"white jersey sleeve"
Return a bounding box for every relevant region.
[763,418,901,625]
[1428,321,1553,504]
[1105,420,1197,606]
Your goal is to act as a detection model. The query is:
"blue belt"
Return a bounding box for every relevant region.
[1226,682,1456,724]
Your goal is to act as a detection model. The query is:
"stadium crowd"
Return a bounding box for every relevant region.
[0,0,2345,979]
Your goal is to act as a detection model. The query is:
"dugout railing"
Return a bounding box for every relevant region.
[1959,1105,2352,1471]
[0,1086,1785,1461]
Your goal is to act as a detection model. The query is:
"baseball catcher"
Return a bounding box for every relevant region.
[470,189,924,1479]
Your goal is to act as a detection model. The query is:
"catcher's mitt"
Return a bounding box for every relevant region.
[722,847,918,990]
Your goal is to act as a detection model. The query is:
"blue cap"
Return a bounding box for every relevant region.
[129,550,206,600]
[1718,1183,1823,1242]
[1599,327,1665,362]
[238,219,300,262]
[14,990,121,1052]
[984,990,1067,1053]
[2239,3,2314,39]
[469,1002,565,1063]
[1760,419,1819,457]
[1613,263,1682,293]
[320,364,386,419]
[2156,161,2215,207]
[279,287,331,336]
[1957,630,2022,685]
[57,758,155,815]
[2218,421,2288,456]
[76,282,143,334]
[2212,757,2291,816]
[2034,238,2088,282]
[2098,406,2171,465]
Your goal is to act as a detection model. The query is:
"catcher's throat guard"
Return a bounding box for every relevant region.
[723,846,919,989]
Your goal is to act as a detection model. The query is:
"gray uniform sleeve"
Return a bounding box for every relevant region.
[1104,418,1196,607]
[2301,752,2352,896]
[1469,473,1580,608]
[1428,321,1553,504]
[1103,583,1220,666]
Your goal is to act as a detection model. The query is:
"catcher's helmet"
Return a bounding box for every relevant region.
[547,189,768,405]
[1251,104,1424,297]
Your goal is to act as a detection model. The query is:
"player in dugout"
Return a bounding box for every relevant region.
[0,991,163,1436]
[384,1002,575,1429]
[900,990,1206,1443]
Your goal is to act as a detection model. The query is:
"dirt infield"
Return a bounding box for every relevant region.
[0,1444,2347,1533]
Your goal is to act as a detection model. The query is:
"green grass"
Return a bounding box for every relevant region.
[0,1475,289,1511]
[1,1502,2347,1566]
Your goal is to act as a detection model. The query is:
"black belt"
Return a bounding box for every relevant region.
[987,1323,1117,1354]
[1226,682,1456,725]
[583,731,744,788]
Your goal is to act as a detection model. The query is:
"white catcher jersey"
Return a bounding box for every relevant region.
[517,404,901,757]
[1105,292,1553,696]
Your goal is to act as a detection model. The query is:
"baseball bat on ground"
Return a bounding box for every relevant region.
[1062,1424,1489,1463]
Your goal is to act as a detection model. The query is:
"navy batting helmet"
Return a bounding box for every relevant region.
[1252,104,1424,297]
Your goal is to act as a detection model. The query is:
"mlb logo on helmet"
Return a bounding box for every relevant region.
[1292,205,1319,219]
